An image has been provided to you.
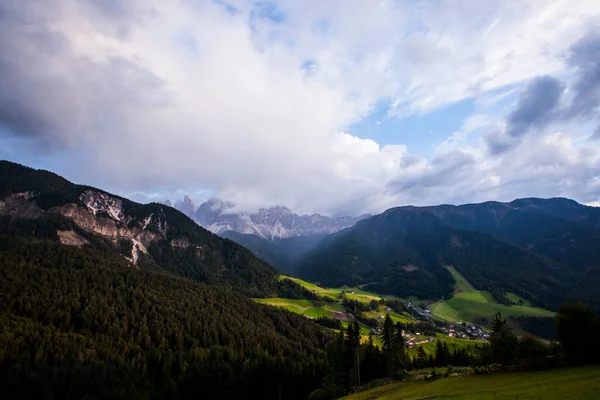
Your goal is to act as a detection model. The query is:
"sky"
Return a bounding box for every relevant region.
[1,0,600,215]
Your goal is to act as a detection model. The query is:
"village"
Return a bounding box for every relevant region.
[323,294,491,349]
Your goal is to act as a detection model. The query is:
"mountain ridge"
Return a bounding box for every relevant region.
[0,160,295,297]
[172,196,370,239]
[294,197,600,311]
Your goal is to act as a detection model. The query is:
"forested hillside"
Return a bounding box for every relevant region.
[0,161,297,297]
[296,203,596,311]
[0,234,328,399]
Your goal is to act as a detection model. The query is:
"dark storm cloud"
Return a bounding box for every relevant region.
[483,130,520,155]
[0,3,68,139]
[0,1,170,147]
[486,33,600,154]
[506,76,564,137]
[566,35,600,137]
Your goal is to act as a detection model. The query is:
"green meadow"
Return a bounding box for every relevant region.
[282,275,395,303]
[257,276,481,353]
[431,266,555,324]
[253,298,335,318]
[411,333,484,356]
[343,365,600,400]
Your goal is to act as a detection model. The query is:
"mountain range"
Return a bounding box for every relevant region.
[3,160,600,398]
[294,198,600,311]
[170,196,369,239]
[207,195,600,312]
[3,158,600,313]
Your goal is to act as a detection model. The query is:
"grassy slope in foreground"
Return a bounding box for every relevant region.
[431,266,555,324]
[343,365,600,400]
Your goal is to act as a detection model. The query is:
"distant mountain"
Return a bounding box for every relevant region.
[172,197,369,239]
[295,198,600,311]
[412,198,600,271]
[0,161,296,297]
[174,195,195,219]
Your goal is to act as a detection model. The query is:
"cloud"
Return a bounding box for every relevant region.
[0,1,170,148]
[566,34,600,136]
[506,76,564,137]
[483,129,519,155]
[484,32,600,153]
[0,0,599,214]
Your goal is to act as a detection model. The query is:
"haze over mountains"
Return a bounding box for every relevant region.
[171,196,369,239]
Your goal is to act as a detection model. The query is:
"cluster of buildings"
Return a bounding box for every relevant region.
[442,322,490,340]
[405,302,433,320]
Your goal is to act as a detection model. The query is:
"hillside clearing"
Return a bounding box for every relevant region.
[446,265,476,293]
[281,275,401,303]
[253,298,334,318]
[431,266,555,325]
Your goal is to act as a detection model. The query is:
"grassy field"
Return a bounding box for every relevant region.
[506,292,532,306]
[446,266,477,293]
[363,308,414,325]
[343,365,600,400]
[431,266,555,325]
[259,276,395,320]
[282,276,341,299]
[410,333,484,356]
[259,276,485,353]
[253,298,334,318]
[282,275,398,303]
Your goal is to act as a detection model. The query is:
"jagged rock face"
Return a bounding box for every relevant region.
[80,190,125,222]
[178,197,368,239]
[55,202,161,249]
[194,198,235,226]
[0,189,181,266]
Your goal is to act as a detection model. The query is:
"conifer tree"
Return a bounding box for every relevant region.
[489,313,517,366]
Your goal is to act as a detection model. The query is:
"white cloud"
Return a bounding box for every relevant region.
[0,0,599,214]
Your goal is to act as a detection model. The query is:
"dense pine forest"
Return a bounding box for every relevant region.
[0,236,328,399]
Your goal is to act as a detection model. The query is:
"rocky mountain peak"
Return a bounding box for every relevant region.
[174,195,196,219]
[173,196,369,239]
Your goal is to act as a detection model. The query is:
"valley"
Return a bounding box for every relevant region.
[255,267,555,344]
[1,161,599,399]
[4,1,600,398]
